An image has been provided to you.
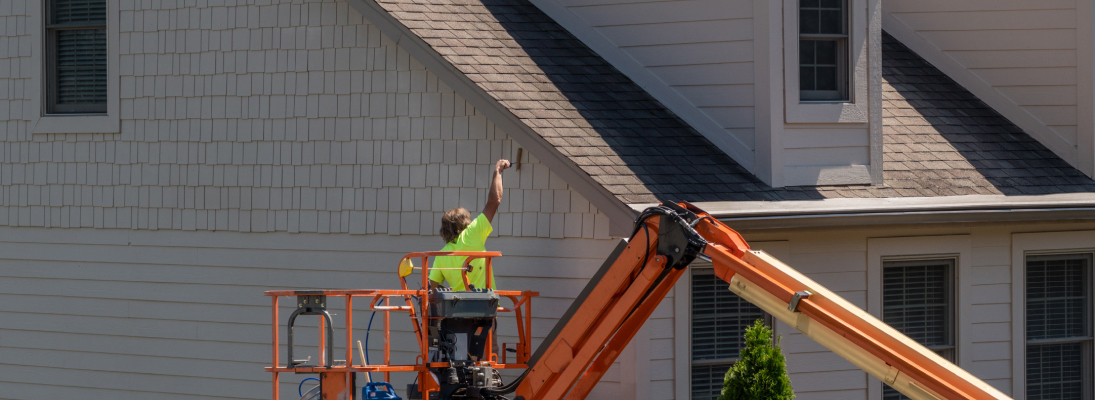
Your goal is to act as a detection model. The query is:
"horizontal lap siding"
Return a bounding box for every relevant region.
[0,0,628,394]
[968,227,1014,393]
[0,227,620,399]
[781,125,872,180]
[555,0,756,154]
[735,223,1095,398]
[886,2,1080,147]
[779,235,869,400]
[649,290,676,399]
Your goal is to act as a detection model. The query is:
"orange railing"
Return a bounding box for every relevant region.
[265,252,537,400]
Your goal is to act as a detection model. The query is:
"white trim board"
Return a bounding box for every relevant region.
[629,194,1095,229]
[1010,231,1095,399]
[636,193,1095,217]
[881,10,1089,178]
[1076,0,1095,176]
[866,235,973,400]
[782,0,871,124]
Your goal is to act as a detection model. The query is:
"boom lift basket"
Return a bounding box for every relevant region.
[265,251,538,400]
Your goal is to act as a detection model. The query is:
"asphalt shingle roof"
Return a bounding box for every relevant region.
[371,0,1095,203]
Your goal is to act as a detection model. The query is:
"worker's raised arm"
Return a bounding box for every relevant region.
[482,159,510,223]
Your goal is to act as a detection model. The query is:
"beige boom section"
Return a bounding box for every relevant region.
[0,226,619,399]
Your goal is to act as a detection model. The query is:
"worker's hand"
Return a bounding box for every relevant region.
[495,159,511,173]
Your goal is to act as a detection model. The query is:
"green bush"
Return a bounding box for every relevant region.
[718,320,795,400]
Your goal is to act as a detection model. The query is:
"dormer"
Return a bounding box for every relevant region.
[523,0,884,187]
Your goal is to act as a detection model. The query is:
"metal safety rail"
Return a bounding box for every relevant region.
[265,251,538,400]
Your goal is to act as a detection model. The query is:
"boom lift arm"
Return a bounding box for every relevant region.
[493,202,1010,400]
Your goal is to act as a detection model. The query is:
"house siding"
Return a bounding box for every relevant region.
[0,0,613,237]
[0,0,627,398]
[702,219,1095,400]
[2,0,1091,399]
[0,226,621,398]
[884,0,1087,174]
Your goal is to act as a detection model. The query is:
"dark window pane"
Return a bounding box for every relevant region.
[815,67,837,91]
[820,10,843,34]
[800,9,819,34]
[1027,255,1089,340]
[51,0,106,25]
[800,66,815,91]
[883,261,952,347]
[815,40,837,65]
[820,0,841,8]
[800,40,816,64]
[801,0,820,8]
[691,272,765,361]
[55,29,107,106]
[692,364,732,400]
[1027,343,1085,400]
[883,382,905,400]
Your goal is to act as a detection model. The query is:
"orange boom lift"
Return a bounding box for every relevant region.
[266,202,1012,400]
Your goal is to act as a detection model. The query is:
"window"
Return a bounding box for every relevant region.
[882,259,955,400]
[45,0,107,114]
[691,268,769,400]
[799,0,848,101]
[1026,254,1092,400]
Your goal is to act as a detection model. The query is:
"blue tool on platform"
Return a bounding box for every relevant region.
[362,382,402,400]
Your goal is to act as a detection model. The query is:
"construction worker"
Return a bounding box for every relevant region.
[429,158,511,291]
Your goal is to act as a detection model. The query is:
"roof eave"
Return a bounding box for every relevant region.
[342,0,637,236]
[630,193,1095,230]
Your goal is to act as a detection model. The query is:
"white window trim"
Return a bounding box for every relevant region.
[783,0,869,123]
[867,235,972,400]
[28,0,120,134]
[675,241,788,400]
[1011,231,1095,399]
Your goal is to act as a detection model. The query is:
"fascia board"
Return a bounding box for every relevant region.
[630,193,1095,229]
[343,0,638,236]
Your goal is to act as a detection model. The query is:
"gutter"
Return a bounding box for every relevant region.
[630,193,1095,230]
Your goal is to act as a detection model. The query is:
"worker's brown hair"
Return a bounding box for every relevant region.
[440,207,472,244]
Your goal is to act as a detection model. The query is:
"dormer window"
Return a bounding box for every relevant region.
[799,0,848,101]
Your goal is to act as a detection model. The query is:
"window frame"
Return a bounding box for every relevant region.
[1022,252,1094,400]
[782,0,870,124]
[44,0,109,114]
[880,257,957,400]
[1011,231,1095,399]
[29,0,120,134]
[686,262,774,400]
[867,235,972,400]
[798,0,849,102]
